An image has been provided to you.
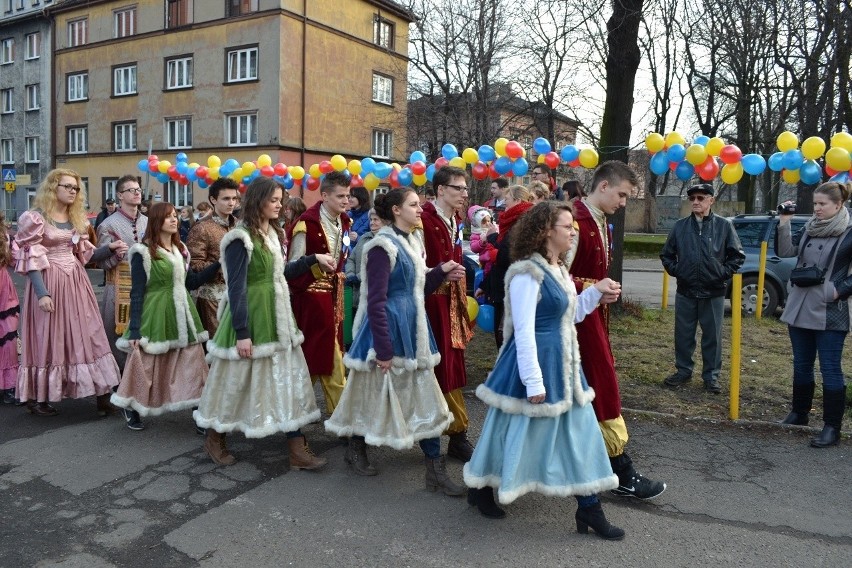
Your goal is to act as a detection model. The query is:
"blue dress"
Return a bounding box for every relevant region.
[325,226,451,449]
[463,255,618,504]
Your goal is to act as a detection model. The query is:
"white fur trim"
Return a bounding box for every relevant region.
[323,412,453,450]
[110,393,201,417]
[348,226,437,370]
[207,225,305,359]
[474,383,594,418]
[193,408,321,439]
[463,464,619,505]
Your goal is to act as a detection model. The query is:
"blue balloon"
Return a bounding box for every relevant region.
[360,157,376,176]
[667,143,686,163]
[741,154,766,176]
[224,158,240,172]
[494,156,513,175]
[409,151,426,164]
[675,161,694,181]
[473,269,484,292]
[649,150,669,175]
[830,172,850,183]
[478,145,496,163]
[397,168,413,186]
[176,162,188,175]
[693,135,710,146]
[137,159,149,172]
[155,172,169,183]
[533,137,551,155]
[560,145,579,163]
[198,179,209,189]
[477,304,495,333]
[176,152,188,163]
[800,160,822,185]
[186,170,198,182]
[373,162,392,180]
[768,152,784,172]
[441,143,459,160]
[283,176,295,189]
[425,164,436,182]
[512,158,529,177]
[782,149,803,170]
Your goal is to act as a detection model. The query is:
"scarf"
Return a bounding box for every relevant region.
[497,201,534,244]
[805,207,851,238]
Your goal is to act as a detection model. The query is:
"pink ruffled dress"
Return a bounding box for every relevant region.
[13,211,120,402]
[0,247,19,390]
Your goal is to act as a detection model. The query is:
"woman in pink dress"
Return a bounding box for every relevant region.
[0,211,19,404]
[13,169,126,416]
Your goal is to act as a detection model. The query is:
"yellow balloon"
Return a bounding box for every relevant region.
[720,163,744,185]
[330,154,347,172]
[308,164,321,178]
[208,167,220,180]
[830,132,852,152]
[645,132,665,153]
[685,144,708,166]
[413,173,427,186]
[825,147,852,172]
[290,166,305,180]
[578,148,599,169]
[364,173,380,191]
[466,296,479,321]
[230,167,244,180]
[449,156,467,169]
[188,162,199,170]
[665,132,685,148]
[242,161,256,174]
[801,136,826,160]
[782,169,801,184]
[157,160,171,174]
[462,147,479,164]
[207,155,221,168]
[348,159,362,176]
[392,163,402,171]
[537,154,546,164]
[705,137,725,157]
[257,154,272,168]
[494,137,509,156]
[777,131,799,152]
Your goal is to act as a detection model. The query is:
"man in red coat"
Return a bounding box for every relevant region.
[421,166,475,461]
[288,171,351,414]
[568,160,667,500]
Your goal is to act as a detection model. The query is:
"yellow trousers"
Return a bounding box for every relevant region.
[311,345,346,414]
[443,388,469,435]
[599,415,629,457]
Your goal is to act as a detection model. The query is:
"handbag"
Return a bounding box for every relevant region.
[789,234,841,287]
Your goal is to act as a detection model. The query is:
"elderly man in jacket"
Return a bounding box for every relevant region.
[660,183,745,393]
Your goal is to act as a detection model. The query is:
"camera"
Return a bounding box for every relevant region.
[777,202,796,214]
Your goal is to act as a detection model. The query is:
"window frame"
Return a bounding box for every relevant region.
[165,0,193,29]
[165,55,193,90]
[226,112,258,147]
[114,6,137,38]
[372,72,393,106]
[66,71,89,102]
[165,117,192,149]
[373,16,394,49]
[67,18,88,48]
[25,83,39,110]
[371,129,393,159]
[0,139,12,164]
[113,121,137,152]
[0,38,13,64]
[165,179,193,207]
[24,32,39,60]
[227,0,258,17]
[67,125,88,154]
[112,63,137,97]
[225,45,258,83]
[25,136,38,163]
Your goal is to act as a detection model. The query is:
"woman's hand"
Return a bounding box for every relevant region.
[315,253,336,273]
[109,240,129,257]
[441,261,466,281]
[528,394,546,404]
[594,278,622,304]
[236,338,253,359]
[38,296,54,313]
[375,358,392,372]
[778,201,795,224]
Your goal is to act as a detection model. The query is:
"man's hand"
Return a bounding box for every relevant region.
[315,253,336,273]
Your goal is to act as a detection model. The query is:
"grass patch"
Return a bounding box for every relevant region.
[623,233,666,256]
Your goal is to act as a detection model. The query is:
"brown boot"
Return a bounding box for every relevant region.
[288,435,328,471]
[204,431,236,466]
[424,456,465,496]
[96,394,118,417]
[344,436,378,476]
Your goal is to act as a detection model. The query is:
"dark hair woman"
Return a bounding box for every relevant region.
[347,186,372,245]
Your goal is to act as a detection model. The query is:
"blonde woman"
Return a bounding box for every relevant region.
[528,180,550,204]
[13,169,126,416]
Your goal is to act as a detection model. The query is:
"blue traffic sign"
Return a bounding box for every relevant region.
[2,169,15,182]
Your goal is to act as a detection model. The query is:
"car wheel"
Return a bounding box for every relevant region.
[740,276,779,316]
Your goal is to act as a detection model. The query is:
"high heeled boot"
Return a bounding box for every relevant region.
[810,386,846,448]
[467,487,506,519]
[575,502,625,541]
[781,382,814,425]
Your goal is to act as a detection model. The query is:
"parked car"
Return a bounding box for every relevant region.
[728,213,809,315]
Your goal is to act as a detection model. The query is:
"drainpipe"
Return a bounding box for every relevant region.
[300,0,307,198]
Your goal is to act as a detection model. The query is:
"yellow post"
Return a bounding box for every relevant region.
[729,273,742,420]
[755,241,768,319]
[661,271,669,310]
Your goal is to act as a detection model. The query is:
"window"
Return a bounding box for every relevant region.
[68,18,88,47]
[373,16,394,49]
[166,0,193,29]
[166,56,193,89]
[114,7,136,38]
[1,38,13,64]
[103,178,119,204]
[1,88,12,113]
[371,129,392,159]
[2,1,9,14]
[372,73,393,105]
[226,46,257,83]
[165,180,192,207]
[113,64,137,96]
[67,72,88,101]
[15,0,23,9]
[114,122,137,152]
[227,0,257,16]
[25,84,39,110]
[165,117,192,149]
[1,139,12,164]
[25,137,38,163]
[25,32,39,59]
[227,113,257,146]
[68,126,88,153]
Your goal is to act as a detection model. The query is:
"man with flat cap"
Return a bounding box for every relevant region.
[660,183,744,393]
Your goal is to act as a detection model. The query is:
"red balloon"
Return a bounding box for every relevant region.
[148,161,159,174]
[196,166,208,179]
[178,175,189,185]
[488,164,500,179]
[697,156,720,180]
[544,151,560,169]
[568,158,580,168]
[148,154,159,161]
[305,176,321,191]
[471,161,488,180]
[435,157,449,170]
[273,163,288,176]
[669,161,679,171]
[719,145,742,165]
[411,160,427,175]
[505,141,524,159]
[350,174,364,187]
[167,165,179,179]
[238,183,247,194]
[319,160,334,174]
[825,165,839,176]
[204,177,214,186]
[389,169,400,188]
[260,165,275,177]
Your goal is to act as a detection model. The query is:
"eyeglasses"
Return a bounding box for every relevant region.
[57,183,80,193]
[442,184,469,192]
[120,187,142,194]
[687,195,709,202]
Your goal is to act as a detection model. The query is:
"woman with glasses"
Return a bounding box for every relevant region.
[13,169,126,416]
[464,201,624,539]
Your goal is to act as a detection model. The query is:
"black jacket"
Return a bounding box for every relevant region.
[660,211,745,299]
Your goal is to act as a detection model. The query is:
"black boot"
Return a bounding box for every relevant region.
[467,487,506,519]
[447,432,475,462]
[575,502,625,540]
[810,386,846,448]
[781,382,814,425]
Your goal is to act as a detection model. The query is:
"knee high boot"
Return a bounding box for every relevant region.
[811,386,846,448]
[781,382,815,425]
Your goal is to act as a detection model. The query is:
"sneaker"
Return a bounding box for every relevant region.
[121,407,145,431]
[611,472,666,500]
[704,379,722,394]
[663,373,692,388]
